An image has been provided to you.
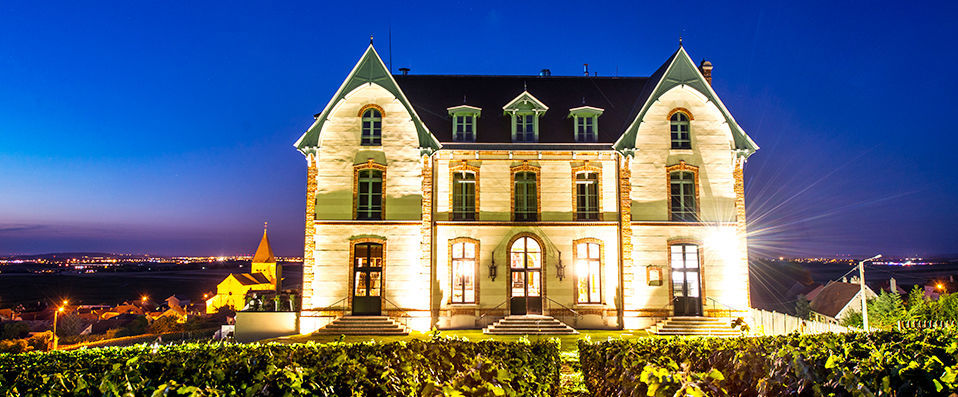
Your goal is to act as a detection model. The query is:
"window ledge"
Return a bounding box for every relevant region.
[572,303,607,308]
[447,303,479,308]
[669,149,694,155]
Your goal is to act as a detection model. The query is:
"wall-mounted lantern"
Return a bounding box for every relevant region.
[555,251,565,281]
[489,258,497,281]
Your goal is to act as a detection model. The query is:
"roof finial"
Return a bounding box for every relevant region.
[679,36,683,47]
[523,81,527,91]
[369,34,374,45]
[264,221,268,232]
[582,96,586,105]
[463,94,467,104]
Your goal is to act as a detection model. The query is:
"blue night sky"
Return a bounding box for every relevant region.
[1,1,955,257]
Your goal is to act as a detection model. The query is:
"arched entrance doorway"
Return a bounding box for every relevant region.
[509,236,542,315]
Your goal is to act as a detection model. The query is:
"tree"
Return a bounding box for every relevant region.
[794,294,812,320]
[869,291,907,330]
[1,322,30,340]
[937,292,958,322]
[906,285,937,321]
[148,316,183,334]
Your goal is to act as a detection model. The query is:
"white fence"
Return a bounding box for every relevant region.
[749,308,851,336]
[897,320,958,330]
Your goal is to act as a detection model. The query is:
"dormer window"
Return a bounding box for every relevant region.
[568,106,604,143]
[503,91,548,143]
[447,105,481,142]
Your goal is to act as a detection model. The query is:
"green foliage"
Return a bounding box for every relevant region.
[795,294,812,320]
[579,328,958,396]
[148,316,184,334]
[870,290,908,330]
[1,322,30,340]
[0,337,560,396]
[908,285,938,320]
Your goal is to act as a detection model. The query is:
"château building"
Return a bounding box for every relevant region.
[295,43,758,333]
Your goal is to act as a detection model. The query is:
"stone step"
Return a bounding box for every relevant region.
[315,316,410,336]
[484,315,578,335]
[647,316,738,336]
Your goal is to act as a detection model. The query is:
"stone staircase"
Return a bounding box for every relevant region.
[647,316,740,336]
[483,315,578,335]
[314,315,410,335]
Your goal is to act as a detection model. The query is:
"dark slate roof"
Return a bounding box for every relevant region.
[231,273,271,286]
[809,282,862,318]
[394,75,649,145]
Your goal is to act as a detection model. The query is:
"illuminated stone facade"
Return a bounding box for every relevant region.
[295,44,758,332]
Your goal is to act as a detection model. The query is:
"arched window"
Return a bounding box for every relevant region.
[670,112,691,149]
[669,171,696,221]
[450,239,477,303]
[575,240,601,303]
[357,169,383,220]
[510,236,542,298]
[361,108,382,146]
[452,171,477,220]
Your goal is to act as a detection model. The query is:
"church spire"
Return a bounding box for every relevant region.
[252,223,276,264]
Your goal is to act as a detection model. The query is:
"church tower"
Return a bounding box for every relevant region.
[251,223,280,290]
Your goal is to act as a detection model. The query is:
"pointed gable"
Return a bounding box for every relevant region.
[252,229,275,264]
[613,46,759,157]
[295,45,440,154]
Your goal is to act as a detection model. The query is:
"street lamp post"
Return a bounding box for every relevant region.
[52,306,64,350]
[859,254,881,332]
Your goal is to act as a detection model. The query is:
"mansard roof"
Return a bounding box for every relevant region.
[394,74,648,145]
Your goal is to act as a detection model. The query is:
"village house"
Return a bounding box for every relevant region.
[295,43,757,334]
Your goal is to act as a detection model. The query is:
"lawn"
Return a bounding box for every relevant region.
[268,329,651,352]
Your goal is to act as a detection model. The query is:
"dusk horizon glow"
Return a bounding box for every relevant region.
[1,1,956,257]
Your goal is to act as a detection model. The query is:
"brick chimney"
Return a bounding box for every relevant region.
[699,60,713,85]
[890,277,897,293]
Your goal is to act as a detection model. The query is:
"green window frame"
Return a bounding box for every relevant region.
[453,115,475,142]
[361,109,382,146]
[514,172,537,221]
[670,113,690,149]
[575,116,597,142]
[357,169,383,220]
[452,171,476,220]
[575,172,599,220]
[669,171,696,221]
[514,114,536,142]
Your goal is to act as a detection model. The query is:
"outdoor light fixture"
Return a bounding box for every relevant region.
[856,254,882,332]
[556,252,565,281]
[488,258,497,281]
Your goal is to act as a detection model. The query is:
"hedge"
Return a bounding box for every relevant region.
[579,328,958,396]
[0,337,560,396]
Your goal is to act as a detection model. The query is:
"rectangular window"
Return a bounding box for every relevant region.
[575,172,599,220]
[669,171,696,221]
[357,169,383,220]
[514,114,536,142]
[454,115,475,142]
[575,116,597,142]
[576,242,601,303]
[514,172,537,221]
[452,171,476,220]
[670,244,699,298]
[451,241,477,303]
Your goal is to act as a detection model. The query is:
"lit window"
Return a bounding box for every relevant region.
[670,112,690,149]
[357,169,383,220]
[669,171,696,221]
[354,242,383,297]
[452,171,476,220]
[575,242,601,303]
[451,240,477,303]
[514,172,537,221]
[361,109,382,146]
[575,172,599,220]
[670,244,700,299]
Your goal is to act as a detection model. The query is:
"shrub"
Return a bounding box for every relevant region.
[0,337,560,396]
[1,322,30,340]
[579,329,958,396]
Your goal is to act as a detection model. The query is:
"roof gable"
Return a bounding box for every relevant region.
[613,46,758,157]
[295,45,440,154]
[502,90,549,113]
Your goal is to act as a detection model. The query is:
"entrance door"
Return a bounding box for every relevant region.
[509,236,542,315]
[352,242,383,315]
[671,244,702,316]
